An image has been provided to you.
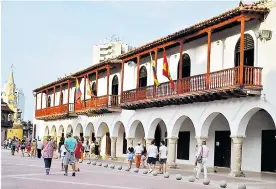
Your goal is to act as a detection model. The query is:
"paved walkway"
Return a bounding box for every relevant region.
[1,150,275,189]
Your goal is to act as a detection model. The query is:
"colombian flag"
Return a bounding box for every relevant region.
[162,49,175,90]
[150,52,160,86]
[75,78,82,104]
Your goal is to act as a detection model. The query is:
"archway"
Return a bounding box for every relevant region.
[75,123,84,141]
[129,120,146,147]
[85,123,95,143]
[66,125,73,135]
[112,121,127,156]
[50,126,57,141]
[202,113,231,168]
[240,109,276,173]
[44,126,49,137]
[148,118,167,150]
[97,122,111,157]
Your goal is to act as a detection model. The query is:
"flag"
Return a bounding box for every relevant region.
[162,49,175,90]
[150,52,160,86]
[75,78,82,104]
[86,76,93,97]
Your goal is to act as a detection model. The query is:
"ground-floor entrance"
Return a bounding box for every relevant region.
[177,131,190,160]
[214,131,231,168]
[261,130,276,172]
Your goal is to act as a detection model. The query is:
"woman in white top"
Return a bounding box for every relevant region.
[84,140,91,164]
[60,144,66,171]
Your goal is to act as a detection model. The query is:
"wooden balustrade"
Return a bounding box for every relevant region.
[121,66,262,103]
[35,104,70,118]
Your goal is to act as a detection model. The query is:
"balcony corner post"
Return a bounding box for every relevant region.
[120,60,125,103]
[239,18,245,86]
[206,29,212,90]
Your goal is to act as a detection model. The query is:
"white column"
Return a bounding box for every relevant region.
[167,137,178,168]
[111,137,117,159]
[230,136,245,177]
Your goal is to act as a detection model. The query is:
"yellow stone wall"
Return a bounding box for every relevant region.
[7,129,23,140]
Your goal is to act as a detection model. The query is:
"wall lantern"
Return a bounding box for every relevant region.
[257,30,272,41]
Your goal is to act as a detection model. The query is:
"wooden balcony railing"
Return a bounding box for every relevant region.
[35,104,69,118]
[121,66,262,103]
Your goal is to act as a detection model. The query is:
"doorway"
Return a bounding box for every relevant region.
[261,130,276,172]
[214,131,231,168]
[154,125,162,150]
[177,131,190,160]
[105,132,111,156]
[111,75,119,106]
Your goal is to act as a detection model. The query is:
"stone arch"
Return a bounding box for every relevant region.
[236,107,276,137]
[66,124,73,134]
[147,118,168,148]
[111,121,127,156]
[84,122,95,137]
[128,120,145,138]
[75,123,83,137]
[128,120,146,146]
[50,125,57,136]
[170,115,197,137]
[200,112,230,138]
[96,122,111,156]
[58,125,64,136]
[112,121,125,137]
[44,126,49,136]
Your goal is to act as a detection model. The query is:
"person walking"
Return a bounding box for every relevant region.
[11,137,17,155]
[20,140,26,157]
[141,145,147,168]
[158,141,168,174]
[196,141,209,179]
[31,139,37,158]
[94,141,100,160]
[74,138,82,171]
[37,139,43,159]
[84,140,91,164]
[147,140,158,173]
[60,142,66,171]
[63,132,77,176]
[134,142,143,168]
[41,136,57,175]
[127,146,134,169]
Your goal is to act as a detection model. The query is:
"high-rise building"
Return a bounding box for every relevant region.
[92,37,133,64]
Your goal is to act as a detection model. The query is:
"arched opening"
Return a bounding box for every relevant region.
[204,113,231,168]
[139,66,147,88]
[111,75,119,95]
[97,122,111,157]
[66,125,73,135]
[241,109,276,172]
[60,92,63,105]
[47,96,51,107]
[129,120,145,147]
[177,53,191,79]
[112,121,127,156]
[44,126,49,137]
[75,124,84,141]
[51,126,57,141]
[92,82,97,96]
[85,123,95,143]
[235,34,254,67]
[148,119,167,151]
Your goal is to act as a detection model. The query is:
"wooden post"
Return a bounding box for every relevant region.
[178,41,184,94]
[67,80,70,110]
[35,93,37,110]
[46,89,49,107]
[59,84,62,105]
[120,61,125,101]
[40,91,43,109]
[106,67,110,96]
[96,70,98,95]
[136,56,141,89]
[53,86,56,107]
[239,18,245,86]
[206,30,212,89]
[153,49,158,97]
[84,75,86,107]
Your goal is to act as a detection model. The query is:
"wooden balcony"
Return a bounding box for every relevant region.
[75,95,121,115]
[35,104,77,120]
[121,66,263,110]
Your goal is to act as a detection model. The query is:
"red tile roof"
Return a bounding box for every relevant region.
[118,3,268,60]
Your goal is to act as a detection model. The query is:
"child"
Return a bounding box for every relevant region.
[60,143,66,171]
[26,145,31,157]
[127,147,134,169]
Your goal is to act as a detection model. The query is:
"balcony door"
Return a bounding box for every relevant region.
[47,96,51,107]
[177,53,191,92]
[111,75,119,106]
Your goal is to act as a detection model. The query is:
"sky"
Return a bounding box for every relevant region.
[1,0,245,121]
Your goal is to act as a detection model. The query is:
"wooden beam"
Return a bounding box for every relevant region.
[96,70,98,95]
[206,30,212,89]
[40,91,43,109]
[136,56,141,89]
[106,67,110,96]
[239,18,245,86]
[53,86,56,107]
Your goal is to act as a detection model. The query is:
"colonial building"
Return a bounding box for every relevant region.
[33,1,276,175]
[1,98,14,144]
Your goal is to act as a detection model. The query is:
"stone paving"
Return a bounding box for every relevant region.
[1,150,276,189]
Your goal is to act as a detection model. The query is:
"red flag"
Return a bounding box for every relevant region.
[162,50,175,90]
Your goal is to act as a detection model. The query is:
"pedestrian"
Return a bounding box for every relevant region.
[74,137,82,172]
[195,141,209,180]
[58,140,63,158]
[127,146,134,169]
[31,139,37,158]
[26,144,31,157]
[158,141,168,174]
[63,132,77,176]
[60,142,66,171]
[4,139,8,149]
[41,136,57,175]
[11,137,17,155]
[20,140,26,157]
[134,142,143,168]
[147,140,158,173]
[16,139,20,153]
[8,138,12,149]
[94,141,100,160]
[141,145,147,168]
[84,140,91,164]
[37,139,43,159]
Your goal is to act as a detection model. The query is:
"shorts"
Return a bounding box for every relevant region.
[147,157,156,164]
[63,152,76,165]
[159,158,167,164]
[61,156,65,164]
[127,154,134,161]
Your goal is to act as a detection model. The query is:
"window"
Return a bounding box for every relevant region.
[139,66,147,88]
[111,75,119,95]
[178,53,191,79]
[235,34,254,67]
[92,82,97,96]
[47,96,51,107]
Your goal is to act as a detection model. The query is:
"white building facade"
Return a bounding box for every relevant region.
[33,1,276,175]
